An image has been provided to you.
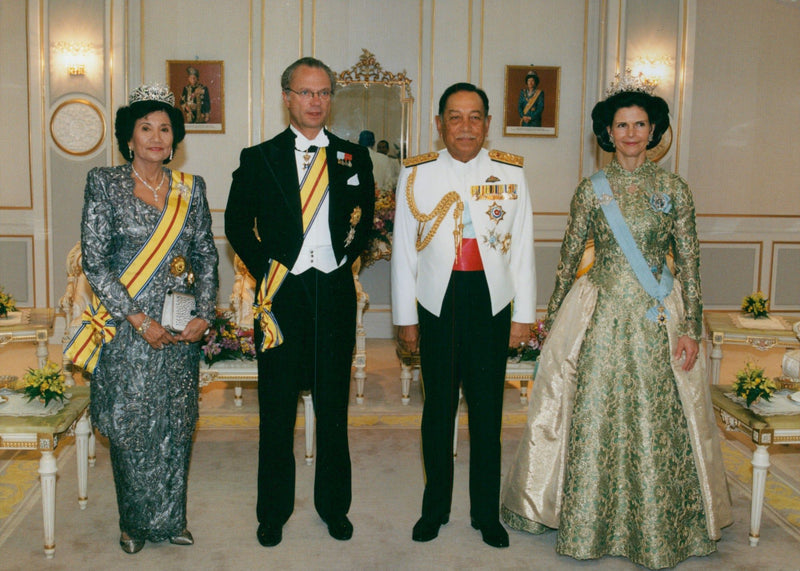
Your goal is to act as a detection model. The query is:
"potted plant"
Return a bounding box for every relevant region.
[201,311,256,366]
[22,361,67,406]
[0,286,21,323]
[741,291,769,319]
[733,361,779,407]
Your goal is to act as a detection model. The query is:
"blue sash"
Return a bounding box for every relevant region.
[590,171,673,325]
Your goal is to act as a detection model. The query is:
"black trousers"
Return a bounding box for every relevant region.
[255,264,356,526]
[418,271,511,525]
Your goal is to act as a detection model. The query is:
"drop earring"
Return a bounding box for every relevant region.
[129,147,134,159]
[169,148,174,161]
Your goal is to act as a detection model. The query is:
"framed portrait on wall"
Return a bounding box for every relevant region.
[166,60,225,133]
[503,65,560,137]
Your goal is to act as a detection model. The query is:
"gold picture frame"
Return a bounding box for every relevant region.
[503,65,560,137]
[166,60,225,134]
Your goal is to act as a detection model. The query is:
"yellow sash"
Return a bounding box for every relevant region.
[254,148,329,351]
[64,171,195,373]
[522,89,541,116]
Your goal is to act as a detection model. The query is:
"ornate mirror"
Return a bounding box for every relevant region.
[331,49,413,268]
[331,49,413,162]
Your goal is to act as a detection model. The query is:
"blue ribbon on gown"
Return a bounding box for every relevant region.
[590,170,673,324]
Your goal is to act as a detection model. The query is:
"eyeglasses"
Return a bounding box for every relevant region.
[284,88,332,100]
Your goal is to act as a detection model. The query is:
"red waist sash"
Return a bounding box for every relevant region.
[452,238,483,271]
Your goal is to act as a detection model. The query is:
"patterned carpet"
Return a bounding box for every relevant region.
[2,339,799,567]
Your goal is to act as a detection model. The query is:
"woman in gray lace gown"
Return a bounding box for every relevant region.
[501,85,731,568]
[78,84,218,553]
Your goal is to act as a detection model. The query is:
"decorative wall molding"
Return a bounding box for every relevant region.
[49,98,106,157]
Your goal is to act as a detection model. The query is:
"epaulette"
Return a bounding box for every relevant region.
[489,149,524,167]
[403,152,439,168]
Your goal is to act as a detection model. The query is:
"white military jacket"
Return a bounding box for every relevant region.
[392,147,536,325]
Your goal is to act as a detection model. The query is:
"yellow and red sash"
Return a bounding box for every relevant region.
[64,171,195,373]
[254,148,329,351]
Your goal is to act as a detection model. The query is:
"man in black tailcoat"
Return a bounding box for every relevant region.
[225,57,375,547]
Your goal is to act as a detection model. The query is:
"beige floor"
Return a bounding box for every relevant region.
[0,337,799,570]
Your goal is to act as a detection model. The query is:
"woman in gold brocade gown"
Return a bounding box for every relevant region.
[500,84,732,569]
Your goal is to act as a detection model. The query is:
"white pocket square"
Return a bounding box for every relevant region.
[347,174,359,186]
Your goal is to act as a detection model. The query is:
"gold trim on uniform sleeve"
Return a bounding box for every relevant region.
[489,149,524,167]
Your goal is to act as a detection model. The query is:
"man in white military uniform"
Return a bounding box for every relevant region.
[392,82,536,548]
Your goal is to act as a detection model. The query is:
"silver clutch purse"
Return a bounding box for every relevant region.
[162,290,196,332]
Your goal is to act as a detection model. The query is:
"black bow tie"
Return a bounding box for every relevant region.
[295,145,318,153]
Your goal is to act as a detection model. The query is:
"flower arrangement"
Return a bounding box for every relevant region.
[0,286,18,318]
[733,361,779,407]
[741,291,769,319]
[22,361,67,406]
[201,311,256,366]
[360,188,395,268]
[508,319,548,362]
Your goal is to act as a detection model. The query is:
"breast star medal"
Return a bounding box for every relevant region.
[486,202,506,223]
[344,206,361,247]
[177,181,191,200]
[170,256,187,276]
[350,206,362,226]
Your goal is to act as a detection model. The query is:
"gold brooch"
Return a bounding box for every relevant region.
[170,256,187,276]
[350,206,362,226]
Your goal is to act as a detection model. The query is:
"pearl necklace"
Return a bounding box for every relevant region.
[132,164,165,201]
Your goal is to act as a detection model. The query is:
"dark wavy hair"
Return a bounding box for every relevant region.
[438,82,490,117]
[114,100,185,163]
[591,90,670,153]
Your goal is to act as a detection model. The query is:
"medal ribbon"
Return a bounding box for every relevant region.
[64,171,195,372]
[254,148,329,351]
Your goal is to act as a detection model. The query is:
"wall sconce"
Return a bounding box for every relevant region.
[632,55,673,87]
[53,41,93,76]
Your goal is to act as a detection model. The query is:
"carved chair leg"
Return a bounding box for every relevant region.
[400,363,412,405]
[234,382,243,407]
[302,392,315,465]
[453,388,462,458]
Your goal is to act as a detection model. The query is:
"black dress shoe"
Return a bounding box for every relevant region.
[119,533,144,554]
[325,515,353,541]
[169,529,194,545]
[470,518,509,548]
[257,523,282,547]
[412,514,450,542]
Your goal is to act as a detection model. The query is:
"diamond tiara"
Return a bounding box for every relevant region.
[605,68,657,97]
[129,83,175,106]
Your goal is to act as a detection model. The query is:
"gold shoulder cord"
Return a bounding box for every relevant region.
[405,166,464,258]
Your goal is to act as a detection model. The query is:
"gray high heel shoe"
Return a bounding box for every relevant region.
[119,533,144,554]
[169,529,194,545]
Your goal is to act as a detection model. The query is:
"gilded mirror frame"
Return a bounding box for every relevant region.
[332,49,413,161]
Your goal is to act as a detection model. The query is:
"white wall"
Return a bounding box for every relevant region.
[1,0,798,343]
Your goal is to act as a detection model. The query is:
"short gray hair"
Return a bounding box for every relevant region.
[280,57,337,94]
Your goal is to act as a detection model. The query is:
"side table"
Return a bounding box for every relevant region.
[0,308,56,372]
[0,385,92,558]
[710,385,800,546]
[704,312,800,385]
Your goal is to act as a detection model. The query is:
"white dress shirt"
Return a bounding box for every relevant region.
[288,126,345,274]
